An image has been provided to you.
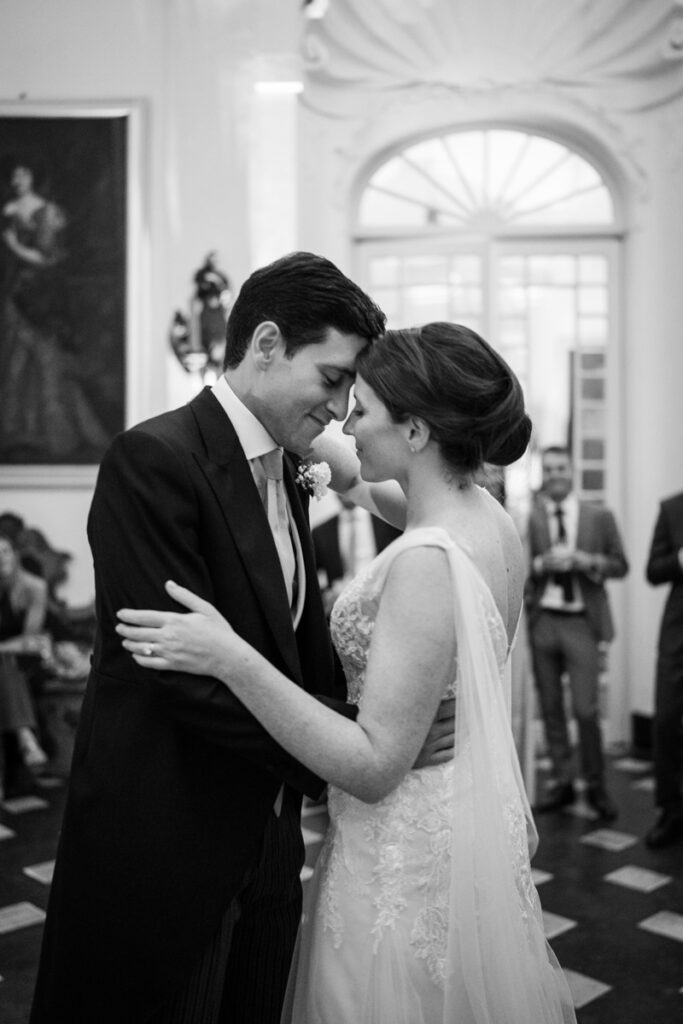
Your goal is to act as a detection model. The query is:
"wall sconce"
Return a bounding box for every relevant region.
[170,251,232,384]
[303,0,329,18]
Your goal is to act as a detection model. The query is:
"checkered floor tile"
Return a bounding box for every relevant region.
[1,759,682,1022]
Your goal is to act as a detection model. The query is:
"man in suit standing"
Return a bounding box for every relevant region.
[30,253,403,1023]
[527,446,629,821]
[644,491,683,848]
[313,494,402,616]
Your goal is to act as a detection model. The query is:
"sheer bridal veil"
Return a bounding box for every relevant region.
[443,539,576,1024]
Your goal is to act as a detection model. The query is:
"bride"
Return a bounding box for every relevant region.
[117,322,577,1024]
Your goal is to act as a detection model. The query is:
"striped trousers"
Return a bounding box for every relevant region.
[148,791,305,1024]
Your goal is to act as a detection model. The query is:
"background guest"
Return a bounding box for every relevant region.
[526,446,628,821]
[0,529,51,793]
[312,494,401,616]
[644,490,683,848]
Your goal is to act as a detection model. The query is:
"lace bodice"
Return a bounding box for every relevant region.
[318,528,518,988]
[330,527,508,707]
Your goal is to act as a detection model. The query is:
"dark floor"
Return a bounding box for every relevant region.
[1,753,682,1023]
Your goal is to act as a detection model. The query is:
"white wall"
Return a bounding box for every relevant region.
[621,95,683,717]
[0,0,275,603]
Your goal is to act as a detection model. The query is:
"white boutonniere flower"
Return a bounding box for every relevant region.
[296,460,331,500]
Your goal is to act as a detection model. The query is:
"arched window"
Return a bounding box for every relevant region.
[354,128,621,513]
[358,129,615,230]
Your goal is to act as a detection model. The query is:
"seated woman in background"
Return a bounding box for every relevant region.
[0,528,50,773]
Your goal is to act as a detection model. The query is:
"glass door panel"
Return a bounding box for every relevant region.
[494,246,612,506]
[365,247,484,334]
[358,239,617,519]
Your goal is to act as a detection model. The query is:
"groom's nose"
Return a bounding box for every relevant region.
[326,389,351,421]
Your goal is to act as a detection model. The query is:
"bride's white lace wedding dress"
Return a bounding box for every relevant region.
[282,527,577,1024]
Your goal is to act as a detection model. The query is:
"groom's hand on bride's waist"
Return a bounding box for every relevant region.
[413,698,455,769]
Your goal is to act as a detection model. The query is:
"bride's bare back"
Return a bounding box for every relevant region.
[431,484,525,648]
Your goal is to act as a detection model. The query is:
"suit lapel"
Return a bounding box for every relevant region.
[576,502,591,550]
[324,516,344,580]
[189,389,303,682]
[532,502,552,552]
[283,452,318,608]
[283,453,339,691]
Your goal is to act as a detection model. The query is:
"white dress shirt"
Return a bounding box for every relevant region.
[338,505,377,578]
[540,492,584,612]
[211,376,305,626]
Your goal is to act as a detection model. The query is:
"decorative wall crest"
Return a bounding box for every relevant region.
[302,0,683,116]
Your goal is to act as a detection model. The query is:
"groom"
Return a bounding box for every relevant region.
[30,253,449,1024]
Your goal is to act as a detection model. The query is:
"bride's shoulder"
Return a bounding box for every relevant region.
[380,540,453,617]
[388,533,451,561]
[380,532,453,601]
[380,526,452,566]
[381,526,453,562]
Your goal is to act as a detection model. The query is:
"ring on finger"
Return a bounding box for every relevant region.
[143,643,155,658]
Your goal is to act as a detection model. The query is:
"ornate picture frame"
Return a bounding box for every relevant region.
[0,100,146,485]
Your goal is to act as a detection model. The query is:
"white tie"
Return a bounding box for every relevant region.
[258,449,297,609]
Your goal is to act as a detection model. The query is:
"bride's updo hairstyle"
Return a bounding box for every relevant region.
[356,322,532,474]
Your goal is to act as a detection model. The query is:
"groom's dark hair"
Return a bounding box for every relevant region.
[222,251,386,369]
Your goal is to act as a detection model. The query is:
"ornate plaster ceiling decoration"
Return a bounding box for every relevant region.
[301,0,683,115]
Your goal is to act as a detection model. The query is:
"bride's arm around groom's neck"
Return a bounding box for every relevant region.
[308,432,407,530]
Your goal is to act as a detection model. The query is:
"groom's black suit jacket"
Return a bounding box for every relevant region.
[30,388,348,1023]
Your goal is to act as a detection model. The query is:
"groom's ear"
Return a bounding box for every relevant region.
[251,321,284,369]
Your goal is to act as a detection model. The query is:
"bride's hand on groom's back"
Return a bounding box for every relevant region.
[412,697,455,769]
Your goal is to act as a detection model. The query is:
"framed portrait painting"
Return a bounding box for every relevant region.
[0,101,145,481]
